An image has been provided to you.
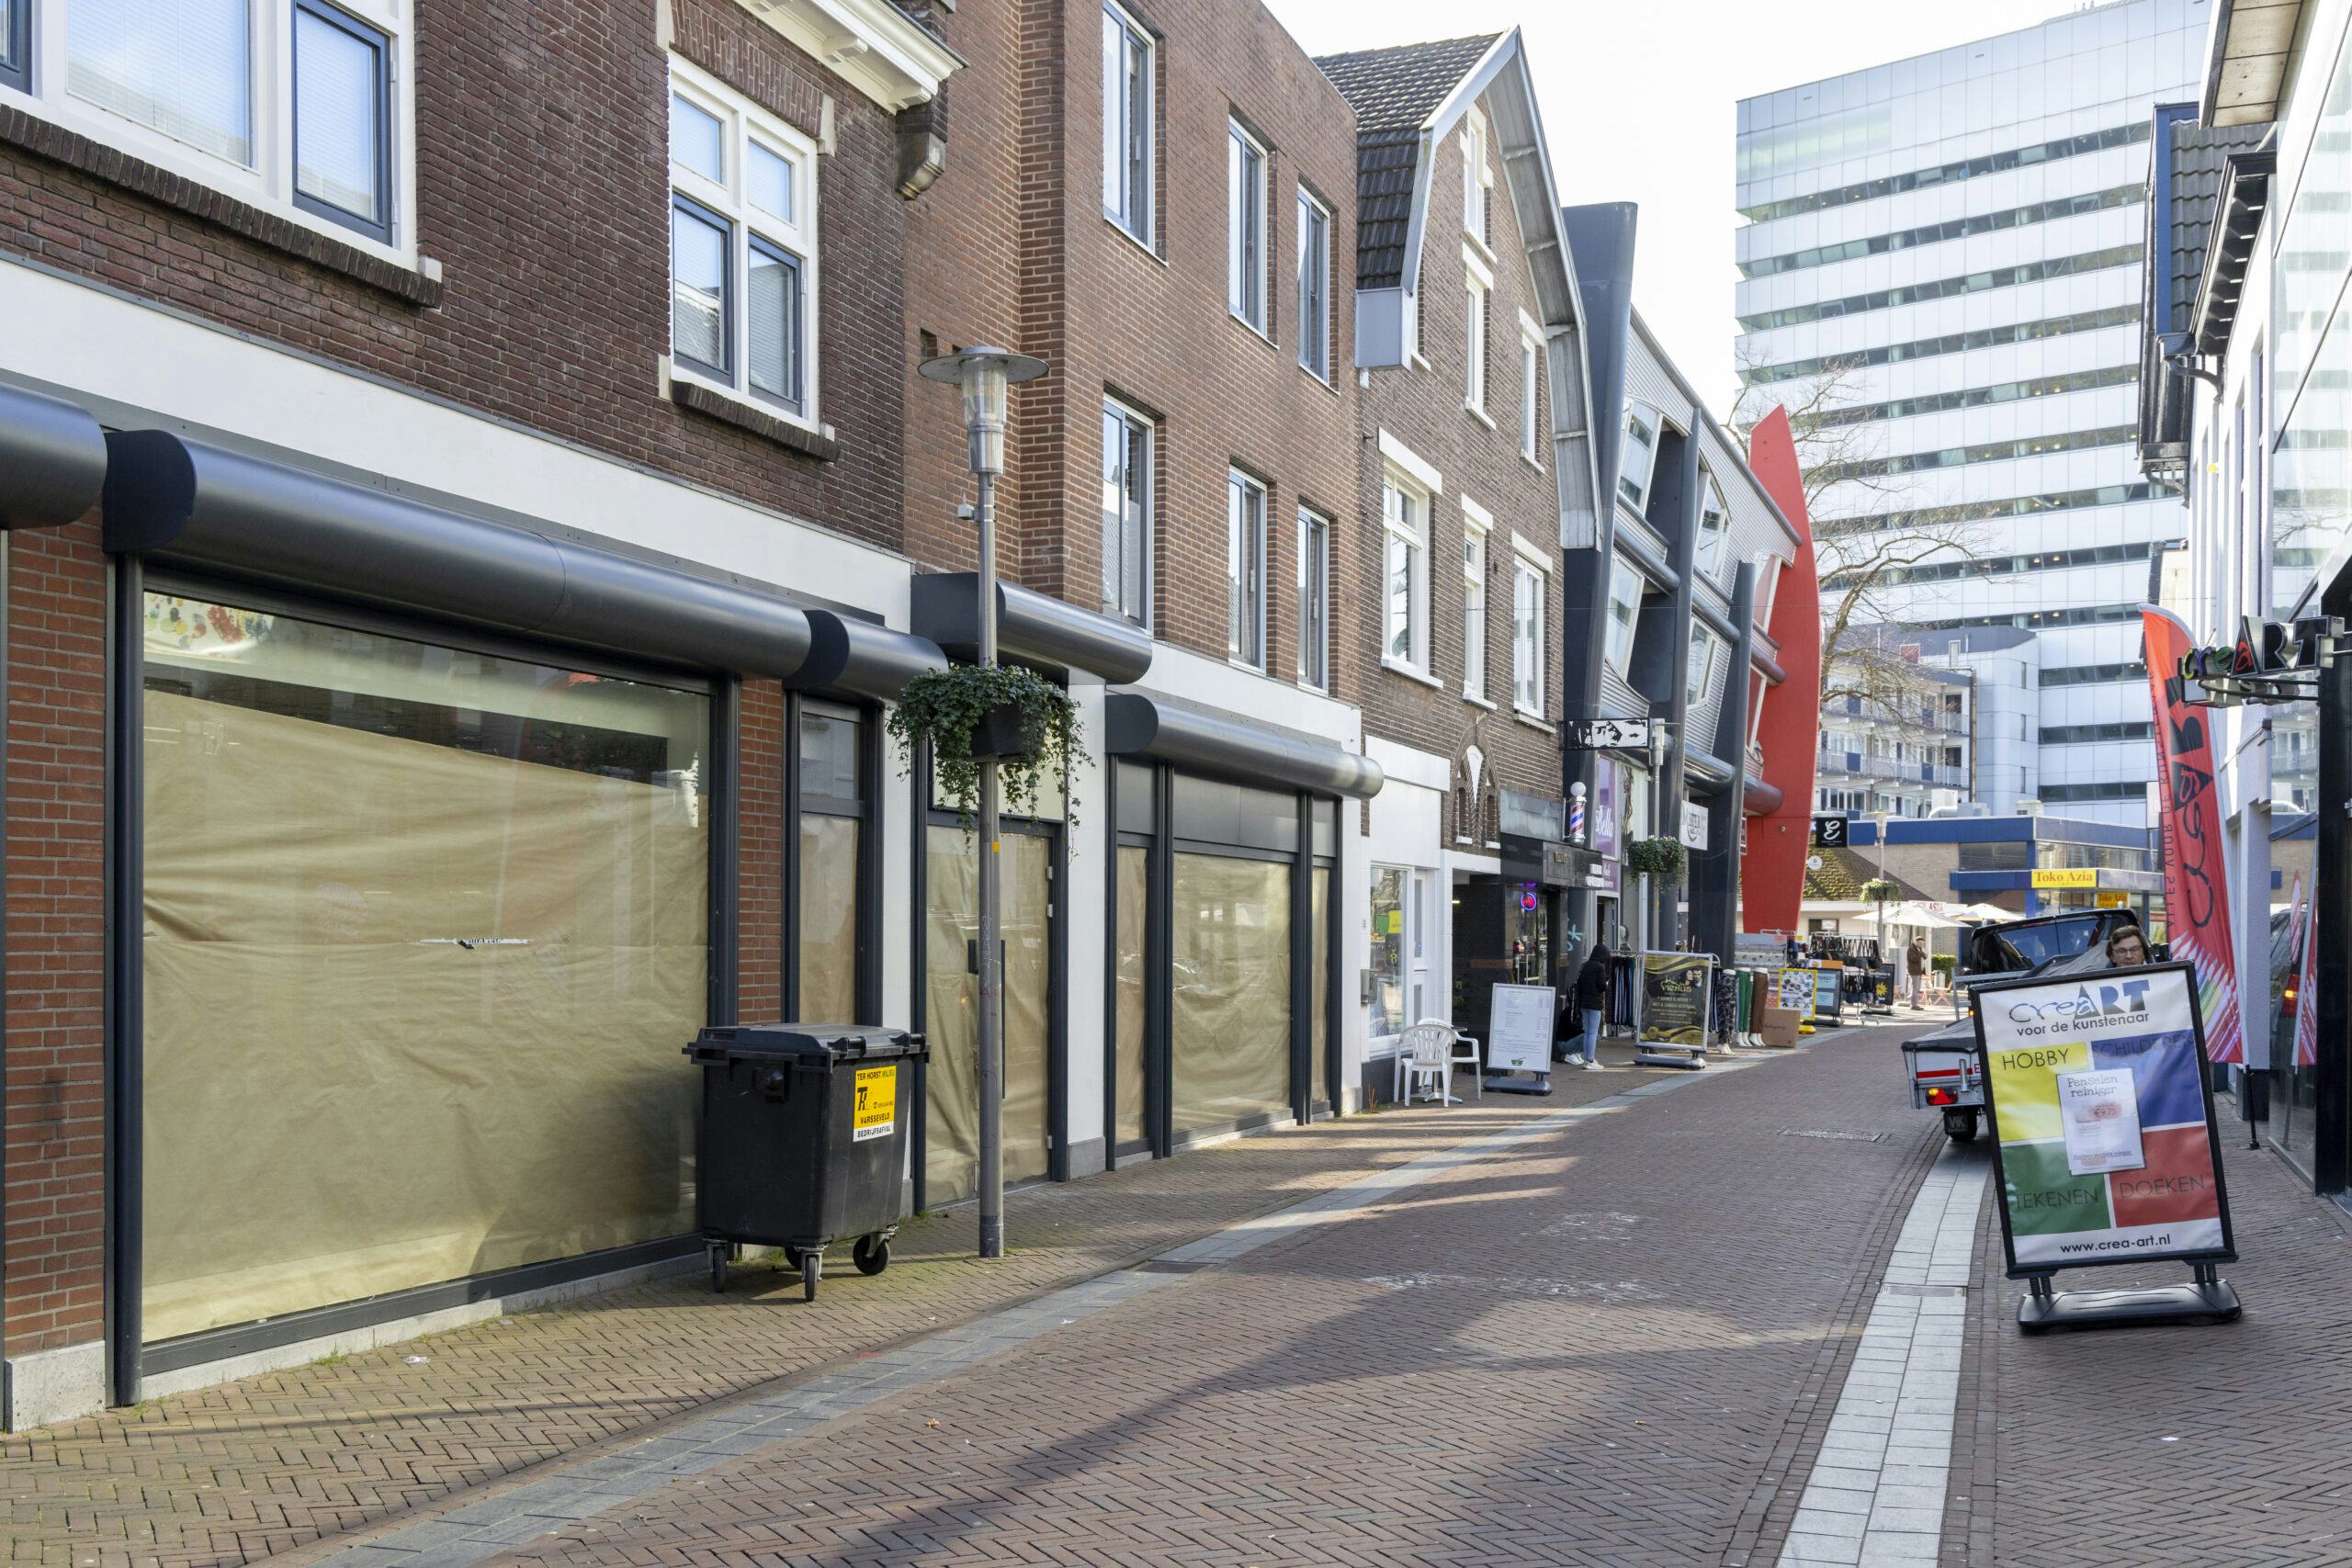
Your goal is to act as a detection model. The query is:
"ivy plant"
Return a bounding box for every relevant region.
[887,665,1080,831]
[1626,836,1686,883]
[1859,879,1900,904]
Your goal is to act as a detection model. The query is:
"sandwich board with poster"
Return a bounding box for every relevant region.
[1971,961,2241,1332]
[1636,953,1713,1070]
[1482,983,1556,1096]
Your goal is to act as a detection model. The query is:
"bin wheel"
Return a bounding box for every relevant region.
[707,1243,729,1293]
[854,1235,890,1276]
[799,1247,822,1303]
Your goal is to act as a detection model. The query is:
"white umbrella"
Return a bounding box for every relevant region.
[1885,901,1966,931]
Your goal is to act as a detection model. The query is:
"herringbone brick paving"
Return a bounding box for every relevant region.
[1956,1128,2352,1567]
[489,1028,1939,1568]
[1,1053,1682,1568]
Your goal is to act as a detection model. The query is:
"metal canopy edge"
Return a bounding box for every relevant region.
[0,382,107,531]
[1104,689,1383,800]
[911,571,1154,684]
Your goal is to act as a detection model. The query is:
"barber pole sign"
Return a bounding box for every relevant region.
[2141,608,2243,1065]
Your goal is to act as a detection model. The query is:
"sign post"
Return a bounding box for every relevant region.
[1971,962,2241,1332]
[1636,953,1713,1069]
[1482,983,1556,1097]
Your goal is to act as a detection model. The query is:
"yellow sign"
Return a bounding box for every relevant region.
[1984,1040,2091,1144]
[2096,893,2130,908]
[2030,868,2098,889]
[852,1064,898,1143]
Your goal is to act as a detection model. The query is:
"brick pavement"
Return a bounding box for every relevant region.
[0,1048,1687,1568]
[461,1025,1941,1568]
[1948,1132,2352,1567]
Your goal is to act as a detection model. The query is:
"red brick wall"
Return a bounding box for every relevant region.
[738,681,785,1022]
[1358,88,1566,820]
[0,0,909,552]
[3,522,108,1354]
[906,0,1363,689]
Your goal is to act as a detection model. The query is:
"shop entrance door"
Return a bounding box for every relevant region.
[1169,852,1292,1139]
[922,826,1054,1201]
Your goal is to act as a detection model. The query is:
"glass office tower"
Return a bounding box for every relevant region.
[1735,0,2210,826]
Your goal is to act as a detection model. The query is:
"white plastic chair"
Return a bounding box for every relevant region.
[1394,1020,1466,1106]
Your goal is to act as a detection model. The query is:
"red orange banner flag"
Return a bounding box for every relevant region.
[2142,607,2244,1065]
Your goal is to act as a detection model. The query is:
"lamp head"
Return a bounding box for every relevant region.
[919,346,1047,476]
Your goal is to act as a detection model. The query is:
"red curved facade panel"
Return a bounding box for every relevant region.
[1740,407,1821,937]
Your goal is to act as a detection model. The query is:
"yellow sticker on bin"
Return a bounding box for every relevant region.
[853,1064,897,1142]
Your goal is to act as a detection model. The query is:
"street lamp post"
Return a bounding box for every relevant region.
[918,345,1047,1262]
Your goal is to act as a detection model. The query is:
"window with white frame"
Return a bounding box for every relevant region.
[1619,401,1662,512]
[1696,471,1730,582]
[1227,470,1266,668]
[668,60,819,423]
[1686,623,1720,707]
[1461,110,1488,243]
[1511,545,1545,716]
[7,0,406,247]
[1296,506,1329,689]
[1101,399,1152,626]
[1383,473,1430,672]
[1604,554,1643,676]
[1101,0,1151,244]
[1227,119,1267,331]
[1464,268,1488,413]
[1520,327,1543,463]
[1461,513,1487,701]
[1295,186,1330,378]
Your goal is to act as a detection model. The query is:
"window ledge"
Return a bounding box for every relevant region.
[1521,450,1545,473]
[1383,658,1444,691]
[1230,309,1275,347]
[1103,214,1169,266]
[0,103,444,307]
[1464,401,1497,431]
[1463,691,1497,711]
[1513,709,1555,735]
[670,377,839,460]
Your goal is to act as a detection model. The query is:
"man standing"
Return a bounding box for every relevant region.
[1905,937,1927,1010]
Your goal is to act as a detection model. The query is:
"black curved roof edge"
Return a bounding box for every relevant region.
[0,382,107,531]
[1105,689,1383,800]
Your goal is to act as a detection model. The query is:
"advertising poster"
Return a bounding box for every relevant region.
[1776,966,1815,1021]
[1593,761,1621,894]
[1642,953,1713,1045]
[1973,963,2234,1275]
[2140,609,2245,1064]
[1487,984,1557,1076]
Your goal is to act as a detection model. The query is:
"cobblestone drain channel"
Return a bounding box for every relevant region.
[1777,1144,1990,1567]
[306,1061,1777,1568]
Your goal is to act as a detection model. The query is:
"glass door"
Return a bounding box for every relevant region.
[922,826,1054,1201]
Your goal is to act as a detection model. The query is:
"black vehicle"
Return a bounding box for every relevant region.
[1904,908,2150,1142]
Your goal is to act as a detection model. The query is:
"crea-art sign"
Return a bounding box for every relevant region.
[1973,964,2234,1274]
[2141,608,2244,1065]
[2173,614,2342,705]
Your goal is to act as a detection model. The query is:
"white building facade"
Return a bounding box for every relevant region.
[1736,0,2211,825]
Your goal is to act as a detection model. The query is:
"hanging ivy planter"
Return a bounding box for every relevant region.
[1859,879,1900,904]
[887,664,1080,830]
[1625,836,1687,884]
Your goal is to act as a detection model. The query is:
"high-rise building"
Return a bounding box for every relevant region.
[1735,0,2211,826]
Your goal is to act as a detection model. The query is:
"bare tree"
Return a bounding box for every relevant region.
[1728,354,1989,742]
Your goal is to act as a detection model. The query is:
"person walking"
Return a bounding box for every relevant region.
[1563,942,1611,1069]
[1905,937,1927,1010]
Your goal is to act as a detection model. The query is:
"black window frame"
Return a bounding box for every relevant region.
[785,694,881,1025]
[0,0,28,94]
[746,231,807,416]
[669,191,735,381]
[289,0,395,243]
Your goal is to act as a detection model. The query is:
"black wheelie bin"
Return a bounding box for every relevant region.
[686,1023,926,1301]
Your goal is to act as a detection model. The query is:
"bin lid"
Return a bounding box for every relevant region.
[686,1023,925,1066]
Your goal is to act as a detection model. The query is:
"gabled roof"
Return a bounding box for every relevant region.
[1315,35,1499,290]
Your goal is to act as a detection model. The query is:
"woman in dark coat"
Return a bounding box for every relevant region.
[1558,942,1611,1069]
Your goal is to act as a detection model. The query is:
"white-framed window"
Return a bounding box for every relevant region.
[1296,505,1329,690]
[1461,508,1488,701]
[1227,118,1267,331]
[668,58,820,425]
[1464,266,1489,414]
[1604,554,1643,676]
[1101,0,1151,244]
[1511,541,1547,717]
[1102,398,1152,626]
[1382,472,1430,673]
[1369,863,1437,1044]
[5,0,410,254]
[1686,623,1721,707]
[1461,109,1489,243]
[1619,401,1662,512]
[1696,471,1730,582]
[1227,469,1266,668]
[1295,186,1330,378]
[1520,324,1543,465]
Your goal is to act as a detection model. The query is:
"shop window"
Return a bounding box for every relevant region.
[923,826,1053,1201]
[1369,864,1434,1045]
[1114,844,1149,1151]
[797,705,865,1024]
[139,592,709,1341]
[1171,853,1291,1135]
[668,56,818,423]
[1101,0,1152,244]
[1312,864,1332,1111]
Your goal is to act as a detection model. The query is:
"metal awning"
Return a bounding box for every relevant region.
[1105,690,1382,799]
[911,572,1153,683]
[0,383,107,531]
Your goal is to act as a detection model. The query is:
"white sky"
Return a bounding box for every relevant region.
[1266,0,2081,414]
